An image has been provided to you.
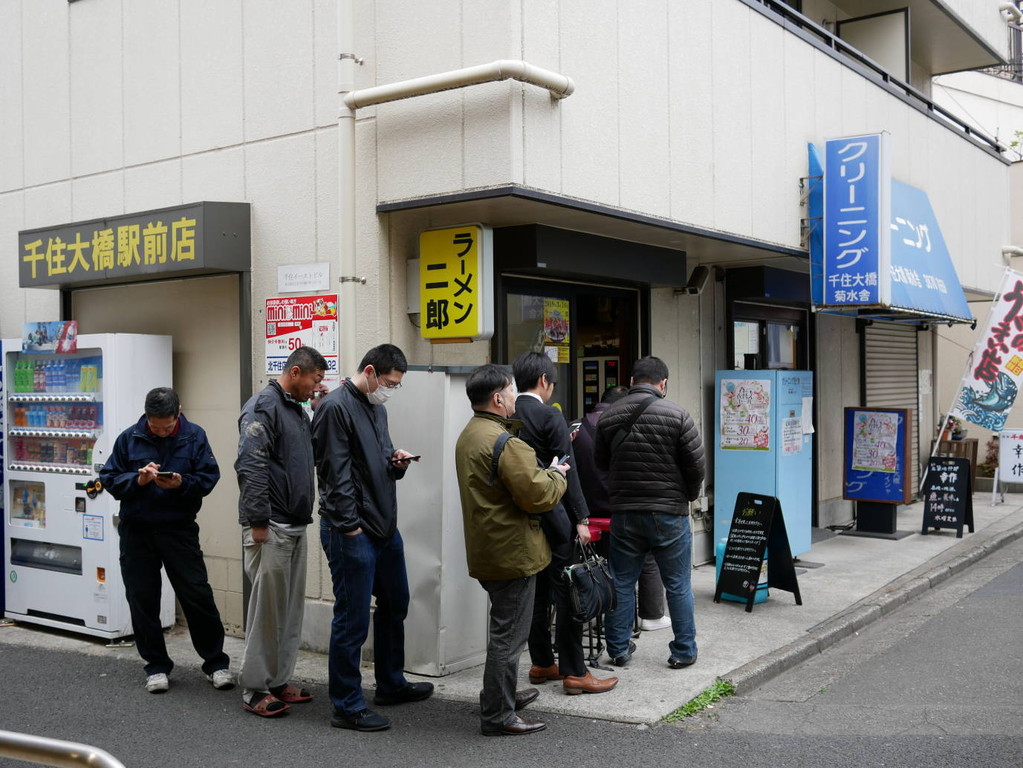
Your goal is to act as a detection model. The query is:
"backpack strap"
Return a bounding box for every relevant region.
[610,395,658,453]
[488,431,513,486]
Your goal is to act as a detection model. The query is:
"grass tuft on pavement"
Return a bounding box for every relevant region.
[663,678,736,722]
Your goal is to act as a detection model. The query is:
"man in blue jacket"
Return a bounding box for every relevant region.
[100,387,228,695]
[311,343,430,733]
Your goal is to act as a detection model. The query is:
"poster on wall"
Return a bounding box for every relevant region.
[719,378,771,450]
[850,410,899,472]
[543,298,571,363]
[265,294,339,380]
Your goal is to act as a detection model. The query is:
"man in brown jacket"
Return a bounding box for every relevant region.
[455,364,568,737]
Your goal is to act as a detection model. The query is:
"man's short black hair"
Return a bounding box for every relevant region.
[601,385,629,404]
[145,387,180,418]
[631,356,669,386]
[512,351,555,393]
[466,364,512,408]
[358,344,408,376]
[285,346,328,374]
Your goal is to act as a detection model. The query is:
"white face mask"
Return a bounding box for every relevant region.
[367,385,395,406]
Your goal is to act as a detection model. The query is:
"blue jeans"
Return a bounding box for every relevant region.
[320,521,410,715]
[606,513,696,663]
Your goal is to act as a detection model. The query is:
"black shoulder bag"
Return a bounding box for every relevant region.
[563,540,616,623]
[610,395,658,453]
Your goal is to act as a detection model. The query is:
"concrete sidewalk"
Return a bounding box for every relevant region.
[4,493,1023,726]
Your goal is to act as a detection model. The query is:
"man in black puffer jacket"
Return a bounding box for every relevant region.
[594,356,705,671]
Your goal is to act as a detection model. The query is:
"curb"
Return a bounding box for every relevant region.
[722,521,1023,694]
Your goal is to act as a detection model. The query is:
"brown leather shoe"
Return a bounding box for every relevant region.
[515,688,539,710]
[528,664,564,684]
[481,715,547,737]
[562,672,619,695]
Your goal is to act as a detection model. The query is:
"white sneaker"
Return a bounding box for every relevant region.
[207,669,235,690]
[640,615,672,632]
[145,673,170,693]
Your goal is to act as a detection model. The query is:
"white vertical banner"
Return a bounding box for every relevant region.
[951,268,1023,431]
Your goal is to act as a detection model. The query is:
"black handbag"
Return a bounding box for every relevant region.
[563,541,616,623]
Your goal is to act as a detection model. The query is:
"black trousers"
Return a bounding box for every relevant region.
[527,537,587,678]
[118,520,229,676]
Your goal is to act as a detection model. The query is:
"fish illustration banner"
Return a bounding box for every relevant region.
[952,268,1023,431]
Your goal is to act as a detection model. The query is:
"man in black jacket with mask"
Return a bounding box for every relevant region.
[311,344,432,733]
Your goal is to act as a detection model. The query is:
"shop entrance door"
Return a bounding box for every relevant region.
[498,277,642,420]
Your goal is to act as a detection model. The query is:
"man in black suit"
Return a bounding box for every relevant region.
[512,352,618,696]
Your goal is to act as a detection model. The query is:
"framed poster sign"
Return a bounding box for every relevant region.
[843,408,912,504]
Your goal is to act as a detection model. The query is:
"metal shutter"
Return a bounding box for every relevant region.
[863,323,920,496]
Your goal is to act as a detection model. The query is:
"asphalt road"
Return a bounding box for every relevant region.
[2,537,1022,768]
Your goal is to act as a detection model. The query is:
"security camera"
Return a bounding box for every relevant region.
[682,265,710,295]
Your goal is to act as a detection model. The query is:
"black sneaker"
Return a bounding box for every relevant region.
[331,708,391,732]
[612,641,637,667]
[668,654,697,669]
[373,681,435,706]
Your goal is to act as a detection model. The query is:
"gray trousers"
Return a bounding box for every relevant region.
[478,575,536,728]
[638,553,666,620]
[239,524,308,697]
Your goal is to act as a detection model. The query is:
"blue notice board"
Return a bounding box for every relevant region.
[843,408,912,504]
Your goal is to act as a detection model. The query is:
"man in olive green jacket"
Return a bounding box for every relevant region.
[455,364,568,738]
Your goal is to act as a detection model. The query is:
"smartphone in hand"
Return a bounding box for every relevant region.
[391,455,421,464]
[156,471,175,478]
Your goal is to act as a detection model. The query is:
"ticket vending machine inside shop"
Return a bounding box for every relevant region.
[3,333,175,639]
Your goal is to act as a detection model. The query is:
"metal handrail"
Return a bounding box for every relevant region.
[748,0,1006,155]
[0,730,126,768]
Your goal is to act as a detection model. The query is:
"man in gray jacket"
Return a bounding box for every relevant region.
[236,346,326,717]
[594,356,705,670]
[311,344,430,733]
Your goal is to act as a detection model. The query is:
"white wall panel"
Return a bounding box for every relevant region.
[181,0,244,154]
[23,2,71,186]
[124,0,181,166]
[314,129,339,265]
[618,0,670,218]
[313,0,339,129]
[181,148,245,204]
[709,1,753,236]
[0,1,24,193]
[521,0,562,190]
[125,160,183,213]
[242,0,315,142]
[667,1,714,226]
[558,1,620,204]
[749,17,789,246]
[0,194,26,334]
[24,182,71,232]
[69,0,122,178]
[71,172,125,223]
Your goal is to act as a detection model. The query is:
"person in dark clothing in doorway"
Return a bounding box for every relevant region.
[100,387,230,695]
[512,352,618,696]
[311,344,431,733]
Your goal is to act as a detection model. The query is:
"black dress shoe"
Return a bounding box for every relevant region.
[612,640,637,667]
[668,654,697,669]
[481,715,547,737]
[374,681,435,706]
[514,688,539,710]
[331,708,391,732]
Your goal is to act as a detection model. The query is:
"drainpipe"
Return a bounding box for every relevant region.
[337,12,574,374]
[1002,245,1023,264]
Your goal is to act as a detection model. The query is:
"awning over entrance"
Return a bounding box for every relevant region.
[807,140,973,325]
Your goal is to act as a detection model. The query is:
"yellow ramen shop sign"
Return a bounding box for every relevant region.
[418,225,493,342]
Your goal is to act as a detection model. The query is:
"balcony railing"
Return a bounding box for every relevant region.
[744,0,1007,158]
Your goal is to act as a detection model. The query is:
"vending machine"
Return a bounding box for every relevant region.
[713,370,814,559]
[577,356,620,415]
[3,333,175,639]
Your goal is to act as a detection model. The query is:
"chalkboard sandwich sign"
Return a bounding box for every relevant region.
[921,456,974,538]
[714,492,802,613]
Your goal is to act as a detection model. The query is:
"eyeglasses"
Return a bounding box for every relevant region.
[370,369,402,390]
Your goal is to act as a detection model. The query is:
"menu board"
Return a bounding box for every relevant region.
[921,457,974,538]
[843,408,912,504]
[714,492,801,613]
[719,378,772,451]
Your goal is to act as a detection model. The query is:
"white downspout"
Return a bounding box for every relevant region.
[337,13,574,374]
